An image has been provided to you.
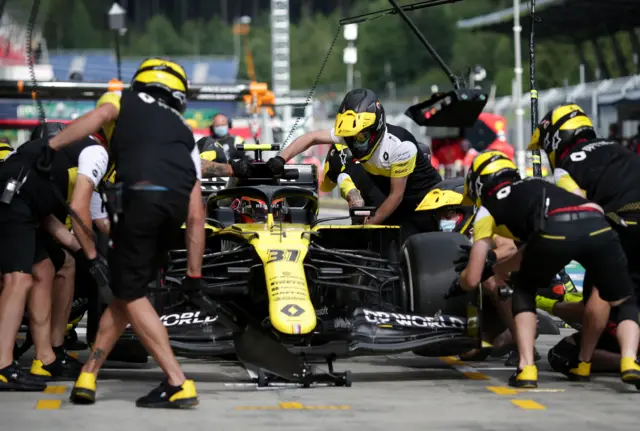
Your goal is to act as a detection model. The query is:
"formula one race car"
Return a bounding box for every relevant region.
[102,143,480,387]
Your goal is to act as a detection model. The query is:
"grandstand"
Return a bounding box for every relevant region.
[48,51,238,83]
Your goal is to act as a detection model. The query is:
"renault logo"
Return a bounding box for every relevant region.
[281,304,305,317]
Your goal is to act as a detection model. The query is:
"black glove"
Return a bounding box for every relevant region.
[87,255,110,290]
[35,141,55,174]
[453,244,472,272]
[481,249,497,281]
[229,159,252,178]
[444,277,467,300]
[266,155,286,177]
[71,248,88,267]
[182,275,205,292]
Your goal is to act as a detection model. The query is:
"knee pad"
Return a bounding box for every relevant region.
[610,297,639,324]
[548,336,579,372]
[512,288,537,316]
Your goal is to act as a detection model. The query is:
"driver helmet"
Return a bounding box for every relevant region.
[231,197,287,223]
[464,150,520,207]
[333,88,385,161]
[527,104,596,168]
[131,58,189,114]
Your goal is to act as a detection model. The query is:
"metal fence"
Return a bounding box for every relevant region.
[487,74,640,148]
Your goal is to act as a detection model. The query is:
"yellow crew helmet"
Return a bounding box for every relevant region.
[416,189,464,212]
[131,58,189,114]
[185,119,198,130]
[527,104,596,168]
[464,150,520,206]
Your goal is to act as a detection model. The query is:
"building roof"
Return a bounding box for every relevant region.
[456,0,640,40]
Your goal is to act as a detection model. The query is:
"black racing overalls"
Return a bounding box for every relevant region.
[475,177,635,314]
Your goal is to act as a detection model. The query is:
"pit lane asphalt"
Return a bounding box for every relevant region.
[4,209,638,431]
[6,330,640,431]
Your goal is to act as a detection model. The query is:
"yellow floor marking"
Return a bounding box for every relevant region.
[236,402,350,411]
[36,400,62,410]
[440,356,490,380]
[487,386,565,395]
[43,385,66,394]
[68,352,79,359]
[511,399,546,410]
[279,402,304,409]
[487,386,518,395]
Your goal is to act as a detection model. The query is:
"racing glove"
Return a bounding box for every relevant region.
[88,255,110,290]
[266,155,286,176]
[182,275,206,292]
[230,159,252,178]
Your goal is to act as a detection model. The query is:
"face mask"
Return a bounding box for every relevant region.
[440,219,457,232]
[213,126,228,137]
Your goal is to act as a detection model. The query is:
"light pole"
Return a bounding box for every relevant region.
[343,23,358,92]
[108,2,127,81]
[512,0,526,175]
[233,15,252,67]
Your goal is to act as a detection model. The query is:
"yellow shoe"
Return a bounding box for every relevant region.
[136,379,199,409]
[508,364,538,388]
[566,359,591,382]
[70,372,97,405]
[29,359,53,382]
[620,357,640,387]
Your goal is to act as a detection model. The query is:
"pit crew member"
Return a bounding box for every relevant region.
[0,120,109,390]
[201,113,246,162]
[529,104,640,379]
[25,122,112,381]
[450,150,640,388]
[45,58,203,408]
[267,88,442,234]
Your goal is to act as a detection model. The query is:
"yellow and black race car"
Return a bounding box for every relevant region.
[103,144,481,387]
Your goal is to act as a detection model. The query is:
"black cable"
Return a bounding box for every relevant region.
[280,25,341,150]
[26,0,46,126]
[26,0,105,255]
[0,0,8,22]
[114,32,122,81]
[528,0,542,176]
[340,0,464,25]
[527,0,576,293]
[387,0,462,88]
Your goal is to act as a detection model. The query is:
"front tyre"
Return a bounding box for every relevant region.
[402,231,473,316]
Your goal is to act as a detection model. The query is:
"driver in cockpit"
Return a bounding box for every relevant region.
[231,197,289,223]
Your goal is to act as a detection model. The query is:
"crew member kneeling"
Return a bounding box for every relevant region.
[448,150,640,388]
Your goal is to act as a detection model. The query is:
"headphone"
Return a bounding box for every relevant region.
[210,114,232,136]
